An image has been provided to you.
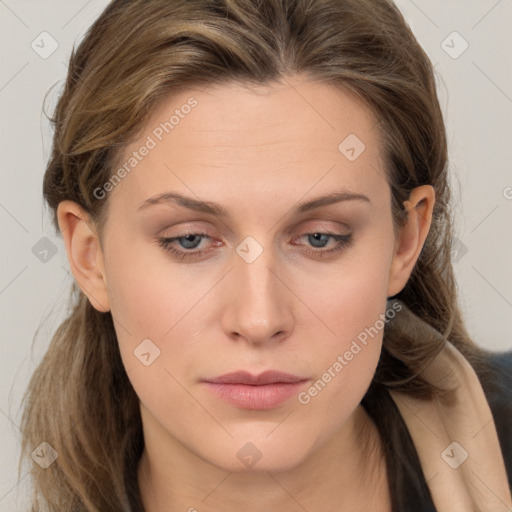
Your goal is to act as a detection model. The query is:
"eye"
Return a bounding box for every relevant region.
[157,230,353,261]
[291,232,353,258]
[157,233,212,260]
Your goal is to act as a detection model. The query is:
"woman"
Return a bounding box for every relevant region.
[19,0,512,511]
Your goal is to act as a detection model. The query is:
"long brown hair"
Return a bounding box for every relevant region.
[20,0,487,510]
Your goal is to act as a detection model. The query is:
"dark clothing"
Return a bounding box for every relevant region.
[484,350,512,491]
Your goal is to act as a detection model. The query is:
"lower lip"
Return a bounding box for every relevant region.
[202,381,308,410]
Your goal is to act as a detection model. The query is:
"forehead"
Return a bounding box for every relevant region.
[137,76,378,146]
[110,74,388,212]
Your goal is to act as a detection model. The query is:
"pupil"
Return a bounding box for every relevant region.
[310,233,327,248]
[181,235,200,249]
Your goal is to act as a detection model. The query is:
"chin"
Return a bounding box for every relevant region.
[197,430,317,474]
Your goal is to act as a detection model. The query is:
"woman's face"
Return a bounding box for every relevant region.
[86,75,417,472]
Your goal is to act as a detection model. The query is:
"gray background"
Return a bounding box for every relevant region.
[1,0,511,509]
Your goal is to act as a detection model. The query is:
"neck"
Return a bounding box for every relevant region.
[137,404,391,512]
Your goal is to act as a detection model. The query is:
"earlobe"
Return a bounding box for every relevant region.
[57,200,110,312]
[387,185,435,298]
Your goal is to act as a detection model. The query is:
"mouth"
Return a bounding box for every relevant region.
[201,370,309,410]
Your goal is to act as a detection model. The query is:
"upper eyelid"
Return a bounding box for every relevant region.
[163,228,351,240]
[158,219,352,236]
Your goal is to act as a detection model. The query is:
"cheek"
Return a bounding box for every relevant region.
[105,262,201,424]
[294,276,389,443]
[298,243,392,346]
[102,239,218,393]
[103,234,187,337]
[293,240,392,407]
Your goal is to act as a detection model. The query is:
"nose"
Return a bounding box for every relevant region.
[220,242,294,347]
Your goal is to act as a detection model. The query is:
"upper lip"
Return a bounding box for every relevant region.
[203,370,308,385]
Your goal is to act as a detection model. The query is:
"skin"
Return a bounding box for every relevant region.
[58,73,434,511]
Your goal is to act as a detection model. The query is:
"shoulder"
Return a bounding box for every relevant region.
[480,349,512,489]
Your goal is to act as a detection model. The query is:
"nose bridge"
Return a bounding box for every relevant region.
[225,236,292,343]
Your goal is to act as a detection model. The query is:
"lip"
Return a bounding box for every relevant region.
[202,371,309,410]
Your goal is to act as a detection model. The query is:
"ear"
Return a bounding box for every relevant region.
[387,185,435,298]
[57,200,110,312]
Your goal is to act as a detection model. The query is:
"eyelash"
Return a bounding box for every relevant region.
[157,231,353,261]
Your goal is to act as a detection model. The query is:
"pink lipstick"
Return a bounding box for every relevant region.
[202,370,309,410]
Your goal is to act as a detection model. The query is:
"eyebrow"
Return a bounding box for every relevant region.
[138,189,371,217]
